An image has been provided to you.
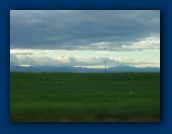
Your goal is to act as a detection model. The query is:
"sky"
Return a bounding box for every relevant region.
[10,10,160,68]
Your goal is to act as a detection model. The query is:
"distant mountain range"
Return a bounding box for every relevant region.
[10,64,160,73]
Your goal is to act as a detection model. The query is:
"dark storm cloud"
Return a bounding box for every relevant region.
[10,10,160,50]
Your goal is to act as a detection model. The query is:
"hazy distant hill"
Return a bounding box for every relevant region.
[108,64,160,72]
[10,64,160,73]
[10,66,43,72]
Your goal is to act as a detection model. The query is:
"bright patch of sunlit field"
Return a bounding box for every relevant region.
[10,72,160,122]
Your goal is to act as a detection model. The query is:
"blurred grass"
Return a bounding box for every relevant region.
[10,72,160,122]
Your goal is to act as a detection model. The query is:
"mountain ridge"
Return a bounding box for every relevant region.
[10,64,160,73]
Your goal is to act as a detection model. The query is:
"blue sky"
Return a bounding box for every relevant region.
[10,10,160,68]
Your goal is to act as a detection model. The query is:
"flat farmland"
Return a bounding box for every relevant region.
[10,72,160,122]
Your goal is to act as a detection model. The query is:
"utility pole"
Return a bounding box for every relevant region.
[105,60,106,73]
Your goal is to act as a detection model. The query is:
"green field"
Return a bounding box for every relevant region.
[10,72,160,122]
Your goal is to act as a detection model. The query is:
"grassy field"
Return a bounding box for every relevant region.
[10,72,160,122]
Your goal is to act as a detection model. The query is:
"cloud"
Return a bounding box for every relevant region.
[10,53,159,68]
[122,34,160,51]
[10,54,19,64]
[10,10,160,51]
